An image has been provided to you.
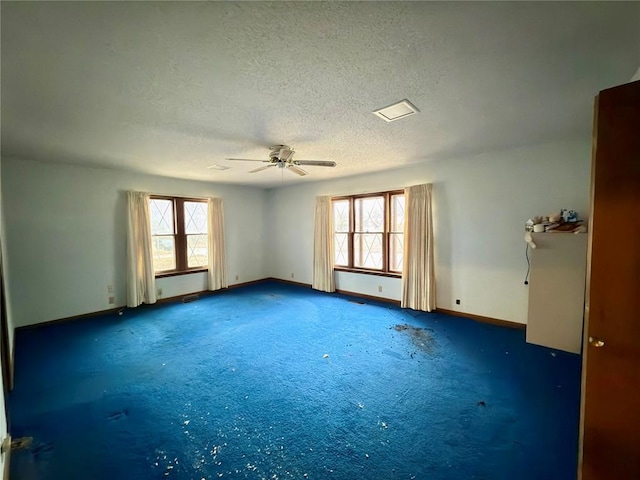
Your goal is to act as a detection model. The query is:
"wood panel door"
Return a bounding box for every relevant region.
[580,80,640,479]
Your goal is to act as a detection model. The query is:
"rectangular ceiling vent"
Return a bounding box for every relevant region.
[373,99,420,122]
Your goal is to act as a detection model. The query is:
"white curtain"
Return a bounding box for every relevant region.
[312,195,335,292]
[126,191,157,307]
[207,197,228,291]
[401,183,435,311]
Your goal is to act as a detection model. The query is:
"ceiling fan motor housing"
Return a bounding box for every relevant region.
[269,145,293,162]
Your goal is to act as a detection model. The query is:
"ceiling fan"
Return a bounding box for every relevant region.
[225,145,337,176]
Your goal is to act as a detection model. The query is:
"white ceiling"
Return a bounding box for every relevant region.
[2,1,638,189]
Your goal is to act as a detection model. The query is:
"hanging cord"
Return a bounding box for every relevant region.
[524,243,531,285]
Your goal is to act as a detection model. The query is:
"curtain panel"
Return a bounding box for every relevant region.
[312,195,335,292]
[401,183,435,311]
[126,191,157,307]
[207,197,228,291]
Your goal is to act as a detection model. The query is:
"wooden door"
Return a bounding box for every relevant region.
[580,80,640,479]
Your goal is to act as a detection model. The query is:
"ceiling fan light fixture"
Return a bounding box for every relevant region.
[373,99,420,122]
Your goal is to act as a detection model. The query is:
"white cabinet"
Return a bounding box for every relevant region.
[526,233,588,354]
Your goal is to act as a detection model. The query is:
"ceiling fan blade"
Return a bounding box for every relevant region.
[294,160,337,167]
[249,164,278,173]
[225,158,268,163]
[287,165,308,176]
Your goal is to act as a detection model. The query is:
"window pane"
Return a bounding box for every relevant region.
[354,233,383,269]
[355,196,384,232]
[149,199,174,235]
[390,233,404,272]
[391,194,405,233]
[185,201,208,234]
[152,236,176,272]
[334,233,348,266]
[187,234,208,268]
[332,200,350,233]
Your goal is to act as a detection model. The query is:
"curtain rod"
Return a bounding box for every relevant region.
[146,192,213,201]
[330,187,405,198]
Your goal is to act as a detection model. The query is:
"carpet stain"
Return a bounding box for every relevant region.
[392,324,436,355]
[10,437,33,451]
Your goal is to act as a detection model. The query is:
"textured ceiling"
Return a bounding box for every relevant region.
[2,1,639,188]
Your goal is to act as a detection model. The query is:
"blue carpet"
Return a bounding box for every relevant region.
[9,281,581,480]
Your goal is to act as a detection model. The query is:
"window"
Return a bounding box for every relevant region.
[332,191,404,275]
[149,197,208,275]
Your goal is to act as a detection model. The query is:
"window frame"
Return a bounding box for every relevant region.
[332,189,404,278]
[149,196,209,278]
[387,191,405,273]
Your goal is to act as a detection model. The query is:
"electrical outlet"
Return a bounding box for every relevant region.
[291,273,295,279]
[456,299,461,305]
[107,284,114,293]
[157,288,163,297]
[378,286,382,293]
[235,275,239,281]
[108,296,115,305]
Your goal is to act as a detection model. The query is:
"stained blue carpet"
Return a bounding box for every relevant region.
[9,281,581,479]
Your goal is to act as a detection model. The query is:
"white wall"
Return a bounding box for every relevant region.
[266,139,592,324]
[1,157,268,328]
